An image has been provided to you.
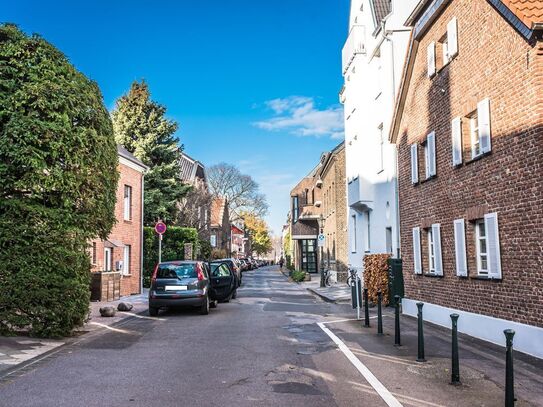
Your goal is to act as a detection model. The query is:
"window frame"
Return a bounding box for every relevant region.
[351,214,357,253]
[427,228,436,274]
[475,219,489,276]
[124,185,132,221]
[470,111,481,159]
[123,245,131,276]
[292,196,299,221]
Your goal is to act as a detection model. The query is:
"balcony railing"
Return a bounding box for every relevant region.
[342,25,366,74]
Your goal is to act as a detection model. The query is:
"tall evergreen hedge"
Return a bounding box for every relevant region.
[0,25,118,337]
[143,227,199,287]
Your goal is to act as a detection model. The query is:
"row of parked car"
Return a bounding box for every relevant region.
[148,257,267,316]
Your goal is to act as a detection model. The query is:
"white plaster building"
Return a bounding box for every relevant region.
[341,0,418,274]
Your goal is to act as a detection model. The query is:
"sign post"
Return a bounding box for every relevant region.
[154,221,167,263]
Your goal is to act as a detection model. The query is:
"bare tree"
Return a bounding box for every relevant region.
[207,163,268,221]
[177,184,213,238]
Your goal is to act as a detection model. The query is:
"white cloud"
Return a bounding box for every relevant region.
[254,96,344,140]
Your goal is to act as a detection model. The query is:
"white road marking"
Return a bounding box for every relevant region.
[317,322,403,407]
[89,322,133,334]
[118,312,166,321]
[321,318,359,324]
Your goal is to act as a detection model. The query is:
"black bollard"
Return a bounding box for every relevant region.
[394,295,401,346]
[504,329,516,407]
[450,314,460,385]
[377,290,383,335]
[416,302,426,362]
[363,288,370,327]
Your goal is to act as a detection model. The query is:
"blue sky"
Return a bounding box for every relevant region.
[2,0,349,235]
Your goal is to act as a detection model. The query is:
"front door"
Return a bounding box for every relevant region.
[301,239,317,273]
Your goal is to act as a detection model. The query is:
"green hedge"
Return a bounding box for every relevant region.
[143,227,199,287]
[0,26,118,337]
[291,270,307,282]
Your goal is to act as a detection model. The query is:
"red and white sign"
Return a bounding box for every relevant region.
[154,221,167,235]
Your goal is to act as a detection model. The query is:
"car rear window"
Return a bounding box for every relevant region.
[210,263,231,277]
[156,264,197,279]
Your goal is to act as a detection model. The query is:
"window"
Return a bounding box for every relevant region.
[351,214,357,253]
[426,224,443,275]
[427,228,436,273]
[92,242,97,265]
[436,18,458,70]
[440,34,449,66]
[475,219,488,275]
[210,234,217,248]
[386,227,393,254]
[123,245,131,275]
[424,132,436,179]
[292,196,299,221]
[124,185,132,221]
[469,111,481,158]
[470,99,491,159]
[104,247,112,272]
[378,123,384,173]
[364,211,371,253]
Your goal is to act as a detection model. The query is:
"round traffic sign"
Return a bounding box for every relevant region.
[155,221,167,235]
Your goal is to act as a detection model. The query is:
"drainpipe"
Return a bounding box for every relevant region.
[140,172,145,295]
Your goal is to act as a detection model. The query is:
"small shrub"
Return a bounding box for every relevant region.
[291,270,306,283]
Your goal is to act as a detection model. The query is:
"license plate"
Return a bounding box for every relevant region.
[165,285,187,291]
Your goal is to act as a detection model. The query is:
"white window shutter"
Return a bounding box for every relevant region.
[453,219,467,276]
[478,98,491,153]
[484,212,502,279]
[447,18,458,58]
[432,224,443,275]
[412,227,422,274]
[427,131,436,177]
[451,117,462,166]
[411,144,419,184]
[427,42,436,77]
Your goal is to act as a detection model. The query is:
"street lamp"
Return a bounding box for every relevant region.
[318,213,325,288]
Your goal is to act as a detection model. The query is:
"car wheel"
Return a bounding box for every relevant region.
[149,307,159,317]
[200,295,210,315]
[232,289,237,299]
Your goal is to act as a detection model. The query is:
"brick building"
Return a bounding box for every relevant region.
[90,145,147,297]
[210,197,230,256]
[319,142,349,282]
[290,165,322,274]
[390,0,543,356]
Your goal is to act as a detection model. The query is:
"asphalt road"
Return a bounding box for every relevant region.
[0,266,385,407]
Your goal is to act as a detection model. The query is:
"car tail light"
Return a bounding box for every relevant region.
[197,263,205,281]
[151,264,159,284]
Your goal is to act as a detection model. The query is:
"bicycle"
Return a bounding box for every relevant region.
[346,268,359,287]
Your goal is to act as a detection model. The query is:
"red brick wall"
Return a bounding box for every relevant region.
[396,0,543,327]
[90,161,144,297]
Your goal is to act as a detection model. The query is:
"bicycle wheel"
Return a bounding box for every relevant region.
[325,274,333,287]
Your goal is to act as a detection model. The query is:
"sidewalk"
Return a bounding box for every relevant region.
[0,290,149,376]
[304,279,351,303]
[321,306,543,406]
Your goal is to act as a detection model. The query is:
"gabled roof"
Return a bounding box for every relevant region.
[117,145,148,171]
[371,0,392,26]
[501,0,543,29]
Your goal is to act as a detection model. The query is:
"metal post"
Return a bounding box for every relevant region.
[504,329,516,407]
[450,314,460,385]
[158,233,162,264]
[363,287,370,327]
[377,290,383,335]
[417,302,426,362]
[394,295,401,346]
[319,247,325,288]
[355,274,360,320]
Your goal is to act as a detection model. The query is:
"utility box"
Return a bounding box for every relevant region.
[387,258,404,301]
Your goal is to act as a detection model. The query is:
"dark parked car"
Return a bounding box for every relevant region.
[148,260,235,316]
[215,258,242,287]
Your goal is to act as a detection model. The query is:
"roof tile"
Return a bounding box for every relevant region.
[501,0,543,28]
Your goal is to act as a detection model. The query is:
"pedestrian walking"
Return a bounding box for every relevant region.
[279,257,284,269]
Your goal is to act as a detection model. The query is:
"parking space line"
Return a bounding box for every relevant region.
[317,322,403,407]
[118,312,166,321]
